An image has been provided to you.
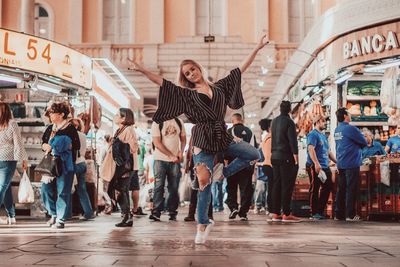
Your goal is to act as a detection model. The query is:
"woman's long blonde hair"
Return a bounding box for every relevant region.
[177,59,213,88]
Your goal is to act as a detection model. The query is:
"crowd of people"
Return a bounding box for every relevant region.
[1,33,394,245]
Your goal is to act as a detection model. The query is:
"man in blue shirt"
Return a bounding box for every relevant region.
[385,125,400,154]
[334,108,367,222]
[362,130,386,159]
[306,115,336,220]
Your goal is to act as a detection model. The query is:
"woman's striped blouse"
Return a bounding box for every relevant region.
[153,68,244,153]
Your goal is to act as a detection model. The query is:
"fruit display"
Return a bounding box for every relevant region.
[347,81,381,96]
[379,152,400,163]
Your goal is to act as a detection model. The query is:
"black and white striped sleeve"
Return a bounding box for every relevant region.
[153,79,189,124]
[214,68,244,109]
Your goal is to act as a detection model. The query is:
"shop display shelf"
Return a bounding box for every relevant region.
[346,95,380,101]
[24,144,42,149]
[351,115,388,122]
[350,121,390,126]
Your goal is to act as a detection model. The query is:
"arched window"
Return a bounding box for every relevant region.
[196,0,226,36]
[289,0,315,43]
[103,0,131,43]
[34,3,51,39]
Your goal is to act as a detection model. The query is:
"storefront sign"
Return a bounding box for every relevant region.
[343,31,399,59]
[0,28,92,89]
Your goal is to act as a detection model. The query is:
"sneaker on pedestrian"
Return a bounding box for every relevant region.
[51,222,65,229]
[169,214,177,221]
[229,209,239,220]
[195,228,206,244]
[346,215,361,222]
[133,207,147,216]
[203,219,215,241]
[282,214,302,223]
[8,217,16,225]
[80,214,96,221]
[149,214,161,222]
[270,214,282,222]
[47,217,56,227]
[240,215,248,221]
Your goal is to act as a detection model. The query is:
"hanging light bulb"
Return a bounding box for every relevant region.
[261,66,269,75]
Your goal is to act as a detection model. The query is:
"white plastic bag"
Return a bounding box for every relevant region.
[380,160,390,186]
[179,173,192,202]
[18,171,35,203]
[318,170,327,183]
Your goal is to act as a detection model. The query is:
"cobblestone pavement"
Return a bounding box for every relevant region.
[0,209,399,266]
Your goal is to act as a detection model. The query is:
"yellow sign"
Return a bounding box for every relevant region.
[0,28,92,89]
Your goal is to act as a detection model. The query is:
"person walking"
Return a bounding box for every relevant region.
[306,115,336,220]
[70,118,94,220]
[270,101,300,223]
[334,108,367,221]
[0,102,27,225]
[41,102,80,229]
[149,117,186,221]
[129,34,266,244]
[226,113,256,221]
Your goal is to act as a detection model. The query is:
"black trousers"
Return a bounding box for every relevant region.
[335,167,359,219]
[113,169,131,215]
[271,159,298,216]
[306,164,332,216]
[225,166,254,216]
[262,165,274,212]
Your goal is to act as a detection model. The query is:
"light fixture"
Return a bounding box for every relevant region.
[91,91,118,114]
[94,58,141,100]
[0,74,22,83]
[364,60,400,72]
[37,84,61,94]
[261,66,269,75]
[334,72,353,84]
[257,79,265,87]
[93,69,129,107]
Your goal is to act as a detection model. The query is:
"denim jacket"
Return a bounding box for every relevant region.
[50,135,74,175]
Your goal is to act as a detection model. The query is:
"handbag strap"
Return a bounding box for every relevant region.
[114,125,128,139]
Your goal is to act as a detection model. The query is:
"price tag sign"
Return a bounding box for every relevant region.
[0,29,92,89]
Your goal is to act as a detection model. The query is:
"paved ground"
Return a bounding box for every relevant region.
[0,209,399,267]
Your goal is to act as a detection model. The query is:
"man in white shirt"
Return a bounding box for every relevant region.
[149,118,186,221]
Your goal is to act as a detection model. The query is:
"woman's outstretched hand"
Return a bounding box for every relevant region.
[256,34,269,51]
[127,58,143,72]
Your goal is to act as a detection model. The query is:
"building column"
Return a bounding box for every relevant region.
[255,0,269,41]
[149,0,164,43]
[69,0,83,43]
[0,0,3,27]
[20,0,35,34]
[283,0,289,43]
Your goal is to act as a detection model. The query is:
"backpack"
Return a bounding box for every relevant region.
[152,118,182,150]
[112,126,133,175]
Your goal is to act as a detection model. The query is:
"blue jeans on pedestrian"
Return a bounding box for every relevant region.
[193,141,259,225]
[211,180,224,211]
[75,162,93,219]
[335,167,360,219]
[41,171,74,223]
[255,180,268,210]
[152,160,180,217]
[0,161,17,218]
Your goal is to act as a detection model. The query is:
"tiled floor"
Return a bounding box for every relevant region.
[0,209,399,266]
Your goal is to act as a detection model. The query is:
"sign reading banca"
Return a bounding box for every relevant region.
[0,28,92,89]
[343,31,399,60]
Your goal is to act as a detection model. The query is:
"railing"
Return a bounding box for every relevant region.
[274,43,298,69]
[70,43,144,66]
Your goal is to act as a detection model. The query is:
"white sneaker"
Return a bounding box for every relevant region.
[195,229,206,244]
[254,208,260,214]
[203,220,215,241]
[8,217,16,225]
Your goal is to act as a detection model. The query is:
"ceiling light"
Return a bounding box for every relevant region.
[92,92,118,114]
[364,60,400,72]
[261,66,269,75]
[0,75,22,83]
[94,58,141,100]
[36,84,61,94]
[334,72,353,84]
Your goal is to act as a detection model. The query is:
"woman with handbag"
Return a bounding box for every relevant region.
[100,108,139,227]
[41,102,80,229]
[0,102,27,225]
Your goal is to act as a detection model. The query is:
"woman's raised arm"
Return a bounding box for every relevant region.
[128,59,163,86]
[239,34,269,74]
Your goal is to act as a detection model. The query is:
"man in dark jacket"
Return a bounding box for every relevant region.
[270,101,300,222]
[226,113,256,221]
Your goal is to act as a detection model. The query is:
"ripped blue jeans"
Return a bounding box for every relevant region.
[193,141,259,225]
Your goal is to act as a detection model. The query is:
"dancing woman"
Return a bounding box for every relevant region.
[129,35,269,244]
